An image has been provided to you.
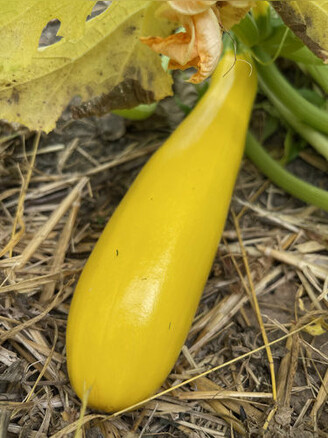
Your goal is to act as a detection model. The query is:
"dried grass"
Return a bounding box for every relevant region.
[0,101,327,438]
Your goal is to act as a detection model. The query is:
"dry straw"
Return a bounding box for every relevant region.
[0,112,327,437]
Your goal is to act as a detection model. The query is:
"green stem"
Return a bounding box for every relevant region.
[245,132,328,212]
[304,64,328,95]
[258,76,328,160]
[252,47,328,135]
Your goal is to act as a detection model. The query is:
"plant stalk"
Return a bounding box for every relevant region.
[245,132,328,212]
[258,76,328,161]
[252,47,328,135]
[304,64,328,95]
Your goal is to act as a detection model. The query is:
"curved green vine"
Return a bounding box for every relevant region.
[245,132,328,212]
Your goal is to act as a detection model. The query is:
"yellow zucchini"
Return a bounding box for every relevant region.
[66,50,257,412]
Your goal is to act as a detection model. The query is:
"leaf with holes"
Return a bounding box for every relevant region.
[0,0,96,70]
[272,0,328,63]
[0,1,174,132]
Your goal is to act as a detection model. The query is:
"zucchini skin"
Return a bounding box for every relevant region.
[66,51,257,412]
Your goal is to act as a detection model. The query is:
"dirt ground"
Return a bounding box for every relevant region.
[0,63,328,438]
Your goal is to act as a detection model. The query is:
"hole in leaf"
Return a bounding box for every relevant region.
[38,19,62,48]
[87,1,110,21]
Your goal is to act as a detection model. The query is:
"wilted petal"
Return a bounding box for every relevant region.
[141,27,197,68]
[169,0,217,15]
[141,7,222,84]
[141,9,197,66]
[188,8,223,83]
[141,0,257,83]
[218,0,255,30]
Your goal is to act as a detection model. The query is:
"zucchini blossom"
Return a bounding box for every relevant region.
[141,0,254,83]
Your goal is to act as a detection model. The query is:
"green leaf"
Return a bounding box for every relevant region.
[281,129,306,165]
[261,24,325,65]
[0,1,174,132]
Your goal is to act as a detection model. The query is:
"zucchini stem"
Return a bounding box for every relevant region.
[258,76,328,161]
[252,47,328,135]
[304,64,328,95]
[245,132,328,212]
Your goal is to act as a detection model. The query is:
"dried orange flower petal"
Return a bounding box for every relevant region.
[218,0,255,30]
[141,0,253,83]
[169,0,216,15]
[141,7,221,83]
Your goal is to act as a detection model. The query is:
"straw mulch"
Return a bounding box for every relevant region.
[0,70,328,438]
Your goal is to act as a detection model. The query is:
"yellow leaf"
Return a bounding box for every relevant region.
[0,0,96,70]
[303,319,327,336]
[272,0,328,63]
[0,1,173,132]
